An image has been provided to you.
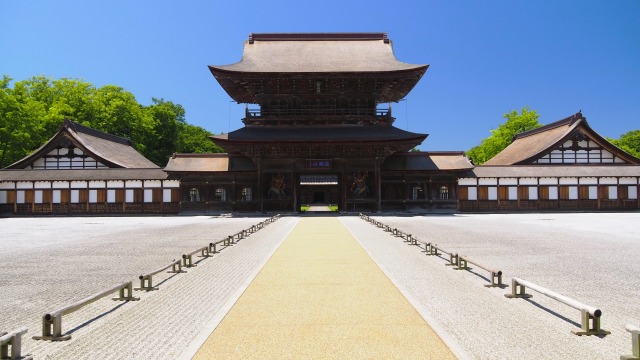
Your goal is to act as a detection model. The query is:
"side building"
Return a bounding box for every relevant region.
[0,119,180,215]
[458,112,640,211]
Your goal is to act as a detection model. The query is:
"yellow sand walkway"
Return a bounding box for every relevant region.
[193,217,456,359]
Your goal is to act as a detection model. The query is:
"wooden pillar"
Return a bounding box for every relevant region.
[291,161,297,212]
[403,174,408,212]
[13,182,17,214]
[257,159,263,212]
[232,174,237,212]
[341,159,347,211]
[375,157,381,212]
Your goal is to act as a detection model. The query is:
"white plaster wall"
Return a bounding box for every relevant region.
[126,180,143,188]
[559,177,578,185]
[144,180,162,188]
[107,189,116,203]
[458,178,477,186]
[579,177,598,185]
[71,181,88,188]
[52,181,70,189]
[519,178,537,186]
[498,178,517,185]
[107,181,125,188]
[34,181,51,189]
[16,182,33,189]
[539,178,558,185]
[89,181,105,189]
[619,177,637,185]
[163,180,180,188]
[144,189,153,203]
[479,178,497,186]
[52,190,61,203]
[163,189,172,202]
[467,187,477,200]
[568,186,578,200]
[0,182,14,189]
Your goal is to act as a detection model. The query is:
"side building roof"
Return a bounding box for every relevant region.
[164,153,257,173]
[484,112,640,165]
[6,119,159,169]
[382,152,474,171]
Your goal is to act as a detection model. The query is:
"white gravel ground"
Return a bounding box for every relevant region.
[1,213,638,359]
[0,215,299,359]
[342,212,640,360]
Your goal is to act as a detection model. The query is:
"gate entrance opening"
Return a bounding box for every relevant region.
[299,174,339,211]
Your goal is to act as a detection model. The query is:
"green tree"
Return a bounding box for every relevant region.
[0,75,224,168]
[609,130,640,159]
[0,76,48,167]
[144,98,185,165]
[467,107,541,165]
[176,123,224,155]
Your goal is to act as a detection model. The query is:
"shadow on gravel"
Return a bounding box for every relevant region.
[466,268,492,283]
[523,298,581,328]
[360,212,459,218]
[66,302,128,335]
[153,272,182,288]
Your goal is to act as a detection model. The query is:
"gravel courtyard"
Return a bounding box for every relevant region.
[1,213,638,359]
[345,212,640,359]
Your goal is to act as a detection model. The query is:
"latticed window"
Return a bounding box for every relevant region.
[241,187,253,201]
[214,188,227,201]
[189,188,200,202]
[411,186,422,200]
[439,186,449,200]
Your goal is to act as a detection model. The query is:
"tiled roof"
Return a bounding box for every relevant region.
[483,112,640,166]
[209,33,427,73]
[211,125,427,143]
[382,152,474,171]
[6,119,159,169]
[164,153,256,172]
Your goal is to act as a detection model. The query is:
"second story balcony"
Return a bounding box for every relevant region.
[243,107,394,126]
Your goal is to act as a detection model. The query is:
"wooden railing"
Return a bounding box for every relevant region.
[0,327,31,360]
[505,277,610,336]
[360,213,506,288]
[33,282,140,341]
[136,260,185,291]
[28,214,280,343]
[622,324,640,360]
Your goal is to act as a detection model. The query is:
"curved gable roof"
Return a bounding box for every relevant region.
[484,112,640,165]
[6,119,159,169]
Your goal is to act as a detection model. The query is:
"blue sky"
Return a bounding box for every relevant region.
[2,1,639,151]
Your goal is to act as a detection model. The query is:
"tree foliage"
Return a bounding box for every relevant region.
[467,107,541,165]
[609,130,640,159]
[0,75,223,168]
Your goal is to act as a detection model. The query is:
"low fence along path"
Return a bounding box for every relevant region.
[193,217,455,359]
